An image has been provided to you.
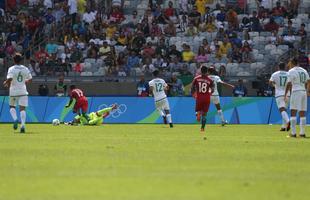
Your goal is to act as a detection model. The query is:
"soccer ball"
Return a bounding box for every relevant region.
[52,119,60,126]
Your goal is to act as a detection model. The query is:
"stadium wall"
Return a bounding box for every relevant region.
[0,96,309,124]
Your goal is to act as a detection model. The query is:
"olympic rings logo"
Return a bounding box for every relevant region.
[98,104,127,118]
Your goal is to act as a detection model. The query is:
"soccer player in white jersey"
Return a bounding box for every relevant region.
[284,58,310,138]
[269,62,290,131]
[207,67,234,126]
[3,53,32,133]
[149,70,173,128]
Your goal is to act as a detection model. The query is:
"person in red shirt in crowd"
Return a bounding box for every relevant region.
[272,1,287,17]
[191,66,214,133]
[26,15,40,35]
[164,1,175,18]
[65,85,90,122]
[110,7,125,23]
[264,17,279,32]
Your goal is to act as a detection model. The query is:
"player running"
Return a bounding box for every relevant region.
[149,70,173,128]
[65,104,118,125]
[3,53,32,133]
[65,85,90,123]
[269,62,290,131]
[285,58,310,138]
[208,67,234,126]
[191,66,214,132]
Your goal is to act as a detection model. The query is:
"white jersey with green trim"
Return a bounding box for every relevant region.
[288,66,310,92]
[149,78,168,101]
[7,65,32,97]
[208,75,223,96]
[270,70,289,97]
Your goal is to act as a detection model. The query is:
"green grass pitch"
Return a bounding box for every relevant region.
[0,124,310,200]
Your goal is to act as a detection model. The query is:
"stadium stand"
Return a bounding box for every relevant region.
[0,0,309,95]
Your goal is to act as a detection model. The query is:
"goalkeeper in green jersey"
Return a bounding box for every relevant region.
[65,104,117,126]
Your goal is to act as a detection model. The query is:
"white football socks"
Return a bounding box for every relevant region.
[290,117,297,135]
[166,114,172,124]
[300,117,306,136]
[281,111,290,124]
[10,108,17,121]
[218,110,225,122]
[20,110,26,127]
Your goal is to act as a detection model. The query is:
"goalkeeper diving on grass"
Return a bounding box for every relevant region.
[65,104,117,126]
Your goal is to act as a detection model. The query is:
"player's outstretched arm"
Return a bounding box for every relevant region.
[221,81,235,89]
[284,82,292,101]
[149,86,154,96]
[65,98,73,108]
[306,80,310,96]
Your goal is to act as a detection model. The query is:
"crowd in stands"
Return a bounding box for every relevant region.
[0,0,309,83]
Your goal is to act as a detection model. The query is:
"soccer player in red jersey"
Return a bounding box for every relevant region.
[191,66,214,132]
[65,85,90,122]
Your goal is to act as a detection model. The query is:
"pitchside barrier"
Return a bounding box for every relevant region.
[0,96,309,124]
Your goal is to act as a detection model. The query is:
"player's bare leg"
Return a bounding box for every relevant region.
[299,111,306,138]
[164,110,173,128]
[201,112,207,132]
[279,107,290,131]
[196,112,201,122]
[215,103,227,126]
[288,109,297,138]
[19,106,26,133]
[9,105,18,130]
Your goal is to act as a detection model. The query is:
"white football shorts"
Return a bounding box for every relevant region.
[290,91,307,111]
[9,95,28,107]
[276,96,289,109]
[155,98,170,111]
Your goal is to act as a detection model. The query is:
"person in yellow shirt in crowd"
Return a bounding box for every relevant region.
[186,23,199,36]
[195,0,207,16]
[117,32,127,46]
[106,22,117,39]
[182,44,195,63]
[219,37,232,55]
[77,0,86,14]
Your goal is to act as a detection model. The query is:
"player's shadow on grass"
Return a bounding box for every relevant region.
[14,131,39,135]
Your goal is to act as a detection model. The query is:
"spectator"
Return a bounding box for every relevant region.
[179,0,189,14]
[271,1,286,25]
[126,50,140,74]
[54,76,67,96]
[298,50,309,71]
[45,39,58,56]
[164,21,176,37]
[38,84,49,96]
[216,5,226,23]
[219,37,232,56]
[188,6,201,26]
[264,17,279,32]
[257,79,273,96]
[28,59,40,76]
[195,46,208,63]
[297,23,307,40]
[204,16,217,32]
[229,45,242,63]
[137,75,149,97]
[195,0,207,16]
[164,1,177,19]
[168,74,184,96]
[73,60,83,73]
[233,79,247,97]
[68,0,78,25]
[82,7,96,24]
[167,44,182,61]
[240,41,252,63]
[182,44,195,63]
[99,41,112,59]
[283,20,296,36]
[185,23,198,36]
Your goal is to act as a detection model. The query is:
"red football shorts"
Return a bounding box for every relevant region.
[73,97,88,113]
[195,97,210,113]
